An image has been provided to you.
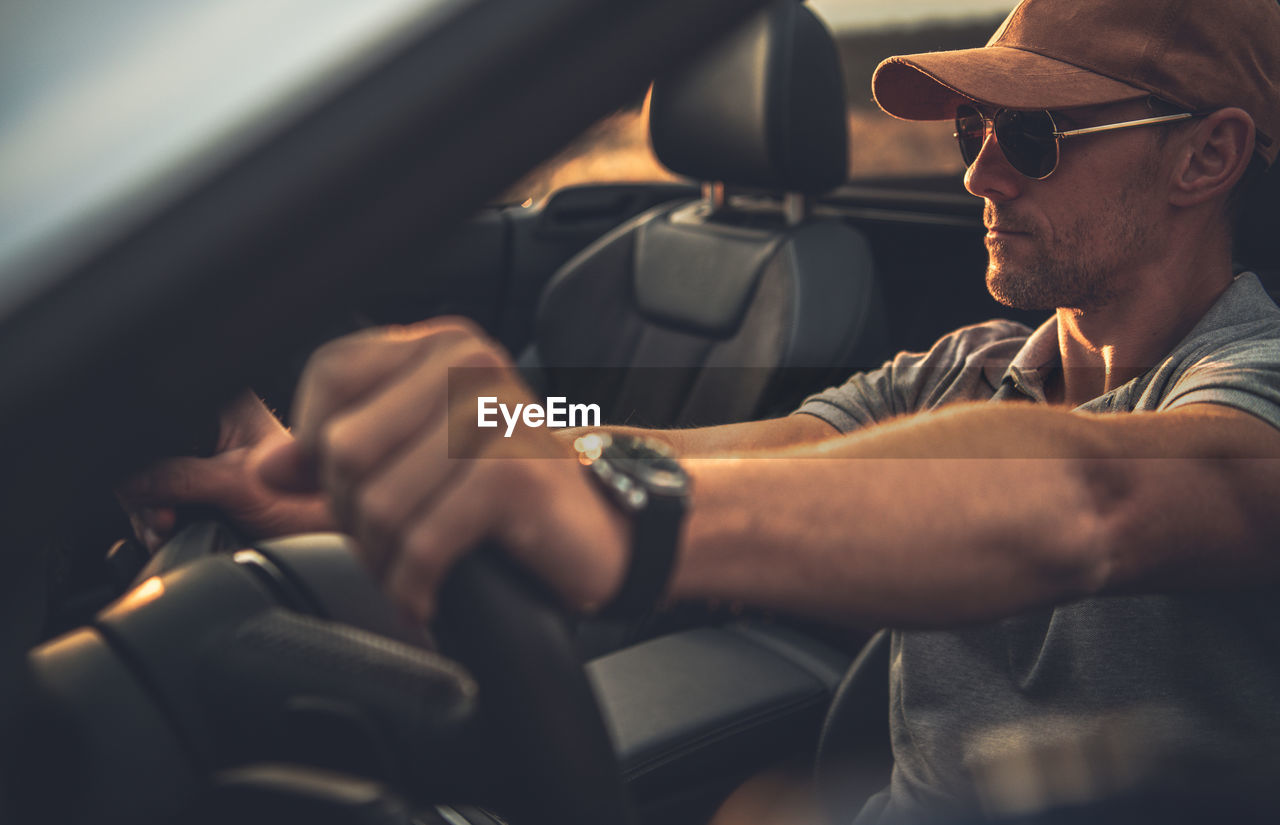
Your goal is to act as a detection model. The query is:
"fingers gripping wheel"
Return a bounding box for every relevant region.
[436,547,636,825]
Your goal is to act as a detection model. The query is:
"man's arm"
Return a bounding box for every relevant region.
[132,321,1280,630]
[671,401,1280,628]
[556,413,839,456]
[120,369,836,552]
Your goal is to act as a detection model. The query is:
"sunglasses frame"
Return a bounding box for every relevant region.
[954,104,1198,180]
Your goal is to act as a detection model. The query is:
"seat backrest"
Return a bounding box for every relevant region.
[1235,163,1280,303]
[522,0,886,428]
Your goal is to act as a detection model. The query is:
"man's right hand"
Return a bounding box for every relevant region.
[117,391,335,551]
[251,319,629,624]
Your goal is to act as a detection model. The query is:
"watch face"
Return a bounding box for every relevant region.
[585,433,691,506]
[629,460,687,498]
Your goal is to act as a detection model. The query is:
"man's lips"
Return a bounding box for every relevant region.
[983,205,1034,238]
[985,225,1032,238]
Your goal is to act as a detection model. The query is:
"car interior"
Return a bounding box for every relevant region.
[519,1,885,428]
[3,0,1279,823]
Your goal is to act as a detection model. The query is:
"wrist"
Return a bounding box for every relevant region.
[496,456,629,613]
[575,433,691,619]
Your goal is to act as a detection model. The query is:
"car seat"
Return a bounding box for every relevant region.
[1235,163,1280,301]
[520,0,886,428]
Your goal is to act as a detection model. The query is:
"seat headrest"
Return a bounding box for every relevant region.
[649,1,848,194]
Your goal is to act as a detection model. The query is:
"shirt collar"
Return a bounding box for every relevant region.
[987,272,1274,405]
[988,316,1059,402]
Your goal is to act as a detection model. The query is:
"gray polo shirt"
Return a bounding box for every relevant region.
[796,273,1280,822]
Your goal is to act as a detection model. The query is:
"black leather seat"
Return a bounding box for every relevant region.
[1236,163,1280,301]
[522,0,886,428]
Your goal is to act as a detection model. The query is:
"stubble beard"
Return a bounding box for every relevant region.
[983,188,1153,313]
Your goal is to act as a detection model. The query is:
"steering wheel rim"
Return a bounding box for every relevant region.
[129,524,635,824]
[435,546,635,825]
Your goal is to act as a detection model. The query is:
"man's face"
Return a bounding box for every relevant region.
[963,101,1171,312]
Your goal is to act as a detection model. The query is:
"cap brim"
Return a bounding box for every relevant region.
[873,46,1151,121]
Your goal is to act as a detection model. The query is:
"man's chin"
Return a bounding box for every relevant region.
[985,268,1057,311]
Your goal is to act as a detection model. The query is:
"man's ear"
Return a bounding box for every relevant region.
[1168,107,1255,207]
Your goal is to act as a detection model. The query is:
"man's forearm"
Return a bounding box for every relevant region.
[667,402,1280,628]
[676,453,1100,627]
[555,413,838,456]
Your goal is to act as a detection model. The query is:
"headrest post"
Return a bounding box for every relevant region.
[703,181,727,212]
[784,193,808,227]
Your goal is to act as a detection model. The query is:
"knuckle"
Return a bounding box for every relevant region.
[298,354,336,396]
[294,364,343,429]
[456,342,506,371]
[305,333,368,384]
[422,318,505,363]
[390,319,471,353]
[298,329,423,421]
[320,419,371,482]
[430,315,485,340]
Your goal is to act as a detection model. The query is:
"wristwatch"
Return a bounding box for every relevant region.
[574,432,690,619]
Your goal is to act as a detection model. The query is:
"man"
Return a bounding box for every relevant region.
[125,0,1280,819]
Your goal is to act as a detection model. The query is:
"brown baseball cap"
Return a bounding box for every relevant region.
[872,0,1280,165]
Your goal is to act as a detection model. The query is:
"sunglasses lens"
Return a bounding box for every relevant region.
[994,109,1058,179]
[954,105,985,167]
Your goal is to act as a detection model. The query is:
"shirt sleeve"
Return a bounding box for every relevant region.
[1159,334,1280,432]
[793,320,1032,434]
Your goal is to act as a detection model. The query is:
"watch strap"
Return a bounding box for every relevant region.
[596,493,684,620]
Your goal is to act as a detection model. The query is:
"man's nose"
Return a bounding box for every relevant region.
[963,130,1024,203]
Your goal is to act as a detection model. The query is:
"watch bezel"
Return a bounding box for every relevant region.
[577,433,691,512]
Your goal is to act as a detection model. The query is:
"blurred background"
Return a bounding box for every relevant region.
[503,0,1018,205]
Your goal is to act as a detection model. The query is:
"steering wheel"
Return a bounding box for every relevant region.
[20,526,634,825]
[436,547,634,825]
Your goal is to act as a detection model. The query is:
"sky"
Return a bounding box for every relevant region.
[808,0,1018,31]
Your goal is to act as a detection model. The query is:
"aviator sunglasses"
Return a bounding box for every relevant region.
[954,103,1198,180]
